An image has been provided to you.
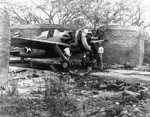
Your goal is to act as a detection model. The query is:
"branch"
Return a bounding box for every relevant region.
[30,0,50,17]
[144,24,150,29]
[3,0,25,23]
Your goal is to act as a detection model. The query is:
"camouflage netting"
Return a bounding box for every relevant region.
[96,25,146,67]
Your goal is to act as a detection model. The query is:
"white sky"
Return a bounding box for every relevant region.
[139,0,150,33]
[141,0,150,19]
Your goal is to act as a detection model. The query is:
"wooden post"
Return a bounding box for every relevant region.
[0,10,10,87]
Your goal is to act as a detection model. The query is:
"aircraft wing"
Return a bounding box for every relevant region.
[11,37,70,50]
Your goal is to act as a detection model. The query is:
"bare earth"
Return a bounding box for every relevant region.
[2,58,150,117]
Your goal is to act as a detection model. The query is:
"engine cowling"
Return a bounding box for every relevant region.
[75,29,92,51]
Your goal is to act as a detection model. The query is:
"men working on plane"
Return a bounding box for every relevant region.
[64,46,71,59]
[97,42,104,70]
[90,41,97,59]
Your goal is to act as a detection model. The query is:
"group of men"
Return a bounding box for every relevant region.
[63,40,104,71]
[84,41,104,70]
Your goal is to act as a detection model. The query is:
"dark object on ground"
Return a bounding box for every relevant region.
[12,69,27,73]
[124,62,133,70]
[50,65,57,72]
[32,73,39,77]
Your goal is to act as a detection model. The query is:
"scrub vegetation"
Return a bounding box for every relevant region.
[0,66,150,117]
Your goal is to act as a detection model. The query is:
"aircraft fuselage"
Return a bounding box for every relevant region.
[10,45,83,59]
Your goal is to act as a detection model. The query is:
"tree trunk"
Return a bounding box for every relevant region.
[0,10,10,87]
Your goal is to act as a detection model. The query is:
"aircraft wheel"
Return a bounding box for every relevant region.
[62,60,70,70]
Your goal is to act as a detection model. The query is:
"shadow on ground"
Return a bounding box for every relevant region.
[9,59,61,70]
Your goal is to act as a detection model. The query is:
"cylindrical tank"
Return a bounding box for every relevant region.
[96,25,146,67]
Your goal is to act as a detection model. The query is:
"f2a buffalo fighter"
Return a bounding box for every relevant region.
[11,27,104,70]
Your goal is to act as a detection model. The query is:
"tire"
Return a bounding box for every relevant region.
[62,60,70,71]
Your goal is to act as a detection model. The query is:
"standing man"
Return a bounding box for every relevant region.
[97,43,104,70]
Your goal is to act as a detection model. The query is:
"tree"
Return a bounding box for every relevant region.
[1,0,150,30]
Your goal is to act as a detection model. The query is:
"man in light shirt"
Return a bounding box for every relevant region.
[97,43,104,70]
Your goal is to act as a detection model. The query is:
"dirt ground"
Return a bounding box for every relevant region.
[1,58,150,117]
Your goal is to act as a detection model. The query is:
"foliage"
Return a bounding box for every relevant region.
[1,70,150,116]
[0,74,77,117]
[1,0,150,29]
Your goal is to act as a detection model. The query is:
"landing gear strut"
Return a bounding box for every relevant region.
[81,58,86,67]
[21,57,25,63]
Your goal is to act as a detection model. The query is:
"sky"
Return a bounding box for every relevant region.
[139,0,150,33]
[141,0,150,20]
[141,0,150,7]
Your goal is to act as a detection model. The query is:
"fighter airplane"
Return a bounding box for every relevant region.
[10,27,104,70]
